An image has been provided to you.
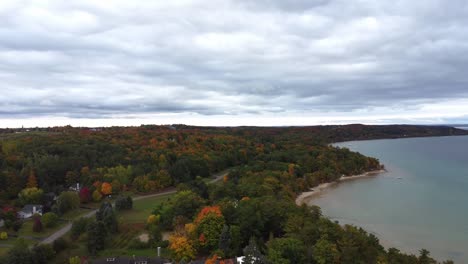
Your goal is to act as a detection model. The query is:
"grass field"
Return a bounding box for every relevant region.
[0,247,10,256]
[117,194,173,224]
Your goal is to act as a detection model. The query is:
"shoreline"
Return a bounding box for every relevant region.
[295,169,386,206]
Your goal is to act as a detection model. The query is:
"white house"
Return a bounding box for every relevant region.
[69,183,81,192]
[17,204,43,219]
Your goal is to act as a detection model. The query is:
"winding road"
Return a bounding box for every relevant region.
[39,169,230,245]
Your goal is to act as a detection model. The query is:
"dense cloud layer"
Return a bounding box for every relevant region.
[1,0,468,126]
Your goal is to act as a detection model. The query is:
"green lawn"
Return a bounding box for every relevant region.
[98,248,158,257]
[117,194,173,224]
[61,208,93,221]
[17,219,67,238]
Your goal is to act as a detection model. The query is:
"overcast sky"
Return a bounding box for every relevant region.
[1,0,468,127]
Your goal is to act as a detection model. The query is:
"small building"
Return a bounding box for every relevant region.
[69,183,81,192]
[17,204,43,219]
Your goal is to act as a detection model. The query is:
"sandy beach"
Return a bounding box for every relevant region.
[295,169,386,206]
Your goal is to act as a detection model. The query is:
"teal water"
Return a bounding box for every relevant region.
[308,136,468,262]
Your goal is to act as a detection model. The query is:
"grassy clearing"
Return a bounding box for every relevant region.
[117,194,173,224]
[17,219,67,238]
[61,208,93,220]
[110,223,144,249]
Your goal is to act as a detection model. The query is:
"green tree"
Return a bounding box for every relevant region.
[418,249,436,264]
[267,237,306,264]
[69,256,81,264]
[41,212,59,228]
[71,217,91,239]
[55,191,80,215]
[243,237,267,264]
[172,190,205,220]
[230,225,242,256]
[96,202,118,233]
[313,236,340,264]
[218,225,231,257]
[87,221,107,255]
[196,213,225,252]
[31,244,55,264]
[4,238,33,264]
[18,187,44,205]
[115,196,133,211]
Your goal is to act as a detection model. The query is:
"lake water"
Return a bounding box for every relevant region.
[308,135,468,262]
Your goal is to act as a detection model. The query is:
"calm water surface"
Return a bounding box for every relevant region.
[308,136,468,262]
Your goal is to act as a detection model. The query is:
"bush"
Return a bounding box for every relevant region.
[42,212,59,228]
[0,232,7,240]
[71,217,91,239]
[55,191,80,215]
[33,217,43,233]
[115,196,133,211]
[12,221,22,232]
[32,244,55,263]
[53,237,69,253]
[69,256,81,264]
[92,190,103,202]
[79,187,91,203]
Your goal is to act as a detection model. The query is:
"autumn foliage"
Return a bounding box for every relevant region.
[168,233,196,261]
[101,182,112,195]
[194,206,222,224]
[79,187,91,203]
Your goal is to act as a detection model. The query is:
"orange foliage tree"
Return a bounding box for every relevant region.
[194,206,222,224]
[101,182,112,195]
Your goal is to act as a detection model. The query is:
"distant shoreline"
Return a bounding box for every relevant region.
[295,169,386,206]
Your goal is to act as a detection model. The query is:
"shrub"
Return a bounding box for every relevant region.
[12,220,22,232]
[32,244,55,263]
[69,256,81,264]
[33,217,43,233]
[71,217,91,239]
[79,187,91,203]
[53,237,69,253]
[92,190,103,202]
[0,232,7,240]
[42,212,59,228]
[55,191,80,215]
[115,196,133,211]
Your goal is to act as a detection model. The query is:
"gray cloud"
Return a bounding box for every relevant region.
[1,0,468,124]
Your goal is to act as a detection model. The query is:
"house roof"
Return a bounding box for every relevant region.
[19,204,43,214]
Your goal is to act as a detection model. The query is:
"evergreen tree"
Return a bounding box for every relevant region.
[87,221,107,255]
[243,237,266,264]
[4,239,33,264]
[96,202,118,232]
[218,225,231,257]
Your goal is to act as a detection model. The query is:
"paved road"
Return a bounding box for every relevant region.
[39,169,230,245]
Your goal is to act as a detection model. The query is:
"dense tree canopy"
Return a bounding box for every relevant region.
[0,124,461,263]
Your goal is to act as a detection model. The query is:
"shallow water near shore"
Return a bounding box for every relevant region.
[307,135,468,262]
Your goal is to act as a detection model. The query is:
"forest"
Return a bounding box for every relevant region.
[0,124,465,263]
